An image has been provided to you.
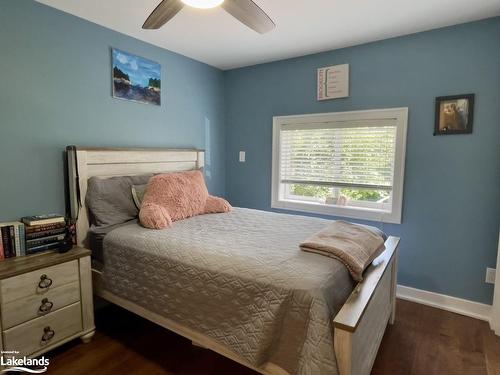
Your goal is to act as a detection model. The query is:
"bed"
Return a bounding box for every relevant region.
[66,146,400,375]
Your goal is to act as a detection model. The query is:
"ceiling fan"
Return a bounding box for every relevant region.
[143,0,275,34]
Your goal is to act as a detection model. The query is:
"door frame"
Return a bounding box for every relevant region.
[492,230,500,335]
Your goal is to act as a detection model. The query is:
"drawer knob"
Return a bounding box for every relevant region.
[38,274,53,289]
[39,298,54,313]
[41,326,55,344]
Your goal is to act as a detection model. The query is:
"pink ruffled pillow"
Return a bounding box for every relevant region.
[139,170,231,229]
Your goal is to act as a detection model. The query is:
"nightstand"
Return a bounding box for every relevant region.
[0,248,95,360]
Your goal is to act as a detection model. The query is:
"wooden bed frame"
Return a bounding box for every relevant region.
[67,146,400,375]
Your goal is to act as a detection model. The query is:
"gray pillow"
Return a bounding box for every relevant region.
[131,184,148,209]
[86,174,152,227]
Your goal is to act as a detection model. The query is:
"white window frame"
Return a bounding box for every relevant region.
[271,108,408,224]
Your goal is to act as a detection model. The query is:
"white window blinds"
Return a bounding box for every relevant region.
[279,119,397,190]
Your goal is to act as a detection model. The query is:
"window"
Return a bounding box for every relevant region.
[272,108,408,223]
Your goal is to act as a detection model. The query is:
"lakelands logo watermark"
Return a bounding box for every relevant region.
[1,351,49,373]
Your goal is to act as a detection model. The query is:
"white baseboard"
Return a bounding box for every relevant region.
[396,285,492,323]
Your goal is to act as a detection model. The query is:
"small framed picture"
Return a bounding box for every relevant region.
[434,94,474,135]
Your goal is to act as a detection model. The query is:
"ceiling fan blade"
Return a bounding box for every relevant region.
[221,0,275,34]
[143,0,184,29]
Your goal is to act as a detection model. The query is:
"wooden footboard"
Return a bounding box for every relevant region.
[333,236,399,375]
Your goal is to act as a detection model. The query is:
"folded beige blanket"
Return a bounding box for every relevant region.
[300,221,385,281]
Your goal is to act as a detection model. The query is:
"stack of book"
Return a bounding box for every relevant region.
[0,222,26,259]
[22,214,67,255]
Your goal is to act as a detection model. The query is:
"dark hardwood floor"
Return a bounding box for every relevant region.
[45,299,500,374]
[372,300,499,375]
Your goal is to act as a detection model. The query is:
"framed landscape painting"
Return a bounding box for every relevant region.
[112,48,161,106]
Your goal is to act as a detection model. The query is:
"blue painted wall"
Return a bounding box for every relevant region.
[224,18,500,304]
[0,0,225,221]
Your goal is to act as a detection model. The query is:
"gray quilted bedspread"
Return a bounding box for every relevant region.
[101,208,355,375]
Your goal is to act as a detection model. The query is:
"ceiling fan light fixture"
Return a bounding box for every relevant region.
[144,0,275,33]
[181,0,224,9]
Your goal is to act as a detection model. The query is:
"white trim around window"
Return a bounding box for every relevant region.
[271,108,408,224]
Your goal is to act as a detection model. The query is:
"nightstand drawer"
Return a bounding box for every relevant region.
[3,302,82,356]
[1,281,80,329]
[0,260,79,303]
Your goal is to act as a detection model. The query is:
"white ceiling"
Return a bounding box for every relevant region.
[36,0,500,70]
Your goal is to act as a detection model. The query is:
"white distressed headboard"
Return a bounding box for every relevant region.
[66,146,205,248]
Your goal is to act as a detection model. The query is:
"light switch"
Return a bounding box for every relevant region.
[239,151,246,162]
[486,268,496,284]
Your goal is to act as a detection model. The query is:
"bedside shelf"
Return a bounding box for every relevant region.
[0,248,91,279]
[0,247,95,365]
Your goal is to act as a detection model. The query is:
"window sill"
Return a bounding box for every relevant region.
[271,199,401,224]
